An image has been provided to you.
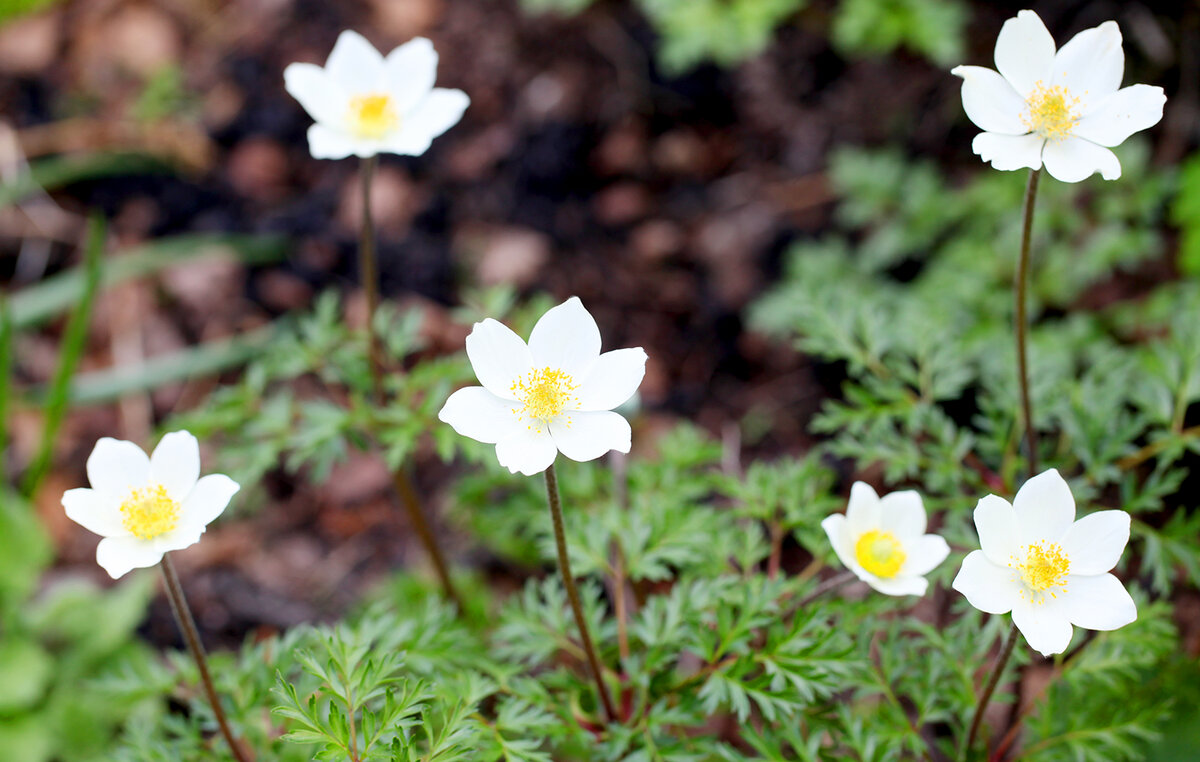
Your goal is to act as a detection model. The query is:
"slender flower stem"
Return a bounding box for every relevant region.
[1015,168,1042,480]
[160,554,251,762]
[963,620,1020,760]
[795,570,856,609]
[390,468,464,610]
[358,155,384,402]
[544,462,618,723]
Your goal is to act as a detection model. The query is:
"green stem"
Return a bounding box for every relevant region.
[358,155,383,402]
[544,462,618,723]
[160,554,252,762]
[390,468,464,611]
[1015,168,1041,480]
[962,620,1020,760]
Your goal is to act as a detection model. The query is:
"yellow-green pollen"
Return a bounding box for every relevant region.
[1010,541,1070,603]
[1022,81,1081,141]
[347,93,399,139]
[854,529,906,579]
[510,366,579,429]
[120,484,181,540]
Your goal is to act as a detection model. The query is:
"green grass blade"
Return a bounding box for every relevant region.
[0,152,170,211]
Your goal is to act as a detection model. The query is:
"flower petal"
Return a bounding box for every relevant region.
[1060,573,1137,631]
[528,297,602,378]
[283,62,347,126]
[307,123,360,160]
[87,438,150,499]
[972,132,1045,172]
[877,490,926,543]
[900,534,950,578]
[438,386,524,444]
[149,431,200,503]
[576,348,647,412]
[62,488,125,537]
[845,481,882,538]
[179,474,240,529]
[821,514,854,568]
[494,427,558,476]
[465,318,533,400]
[1012,597,1075,656]
[95,536,163,579]
[974,494,1019,566]
[867,575,928,597]
[385,37,439,113]
[549,410,631,463]
[1073,84,1166,147]
[324,30,386,94]
[384,88,469,156]
[994,10,1057,97]
[1013,468,1076,543]
[1042,137,1121,182]
[952,550,1020,614]
[1051,20,1124,105]
[951,65,1030,135]
[1061,510,1130,576]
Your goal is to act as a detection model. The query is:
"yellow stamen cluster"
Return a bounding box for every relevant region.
[1011,541,1070,602]
[120,484,181,540]
[347,93,399,139]
[511,366,579,427]
[854,529,906,579]
[1022,81,1080,141]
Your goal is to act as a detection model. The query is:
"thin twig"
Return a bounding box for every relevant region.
[1015,168,1041,480]
[962,621,1020,760]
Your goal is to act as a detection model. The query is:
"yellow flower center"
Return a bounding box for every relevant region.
[854,529,906,579]
[1011,541,1070,602]
[120,484,181,540]
[347,93,399,139]
[511,366,579,426]
[1022,82,1080,141]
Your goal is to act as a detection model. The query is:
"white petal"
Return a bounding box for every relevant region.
[877,490,926,543]
[438,386,523,444]
[994,10,1057,97]
[950,65,1030,135]
[900,534,950,577]
[384,88,469,156]
[1012,597,1075,656]
[1061,510,1130,576]
[549,410,631,463]
[494,427,558,476]
[1060,573,1137,631]
[385,37,438,113]
[952,550,1020,614]
[283,62,347,126]
[307,123,360,160]
[1073,85,1166,147]
[1013,469,1075,543]
[576,348,647,411]
[465,318,534,400]
[528,297,602,378]
[62,488,125,537]
[95,536,163,579]
[153,524,205,554]
[867,575,928,597]
[87,438,150,499]
[972,132,1045,172]
[845,482,881,538]
[821,514,854,568]
[149,431,200,503]
[179,474,240,529]
[1042,137,1121,182]
[324,30,387,94]
[1051,21,1124,104]
[974,494,1019,566]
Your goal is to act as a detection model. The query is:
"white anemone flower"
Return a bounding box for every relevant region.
[951,10,1166,183]
[820,482,950,596]
[61,432,240,579]
[283,30,469,160]
[952,468,1137,656]
[438,297,647,476]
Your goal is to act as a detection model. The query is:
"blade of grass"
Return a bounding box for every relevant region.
[0,152,170,211]
[0,293,12,478]
[20,214,105,497]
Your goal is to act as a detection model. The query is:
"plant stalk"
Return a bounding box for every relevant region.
[358,155,383,402]
[160,554,252,762]
[390,468,464,610]
[544,462,618,723]
[1015,168,1041,479]
[963,620,1020,759]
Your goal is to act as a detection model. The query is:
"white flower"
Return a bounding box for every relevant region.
[61,432,239,579]
[438,297,647,476]
[283,30,469,160]
[820,482,950,596]
[951,10,1166,183]
[952,468,1137,656]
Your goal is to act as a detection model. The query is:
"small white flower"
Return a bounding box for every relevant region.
[952,468,1137,656]
[820,482,950,596]
[951,10,1166,183]
[62,432,239,579]
[438,297,647,476]
[284,30,469,160]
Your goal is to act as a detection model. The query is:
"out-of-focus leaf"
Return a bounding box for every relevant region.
[0,152,169,211]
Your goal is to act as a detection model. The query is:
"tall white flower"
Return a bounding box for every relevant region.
[952,469,1136,656]
[820,482,950,596]
[284,30,469,160]
[438,297,647,476]
[951,10,1165,183]
[62,432,239,579]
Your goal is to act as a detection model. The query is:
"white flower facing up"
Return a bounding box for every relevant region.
[62,432,240,579]
[951,10,1166,183]
[821,482,951,596]
[284,30,469,160]
[438,297,647,476]
[952,469,1137,656]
